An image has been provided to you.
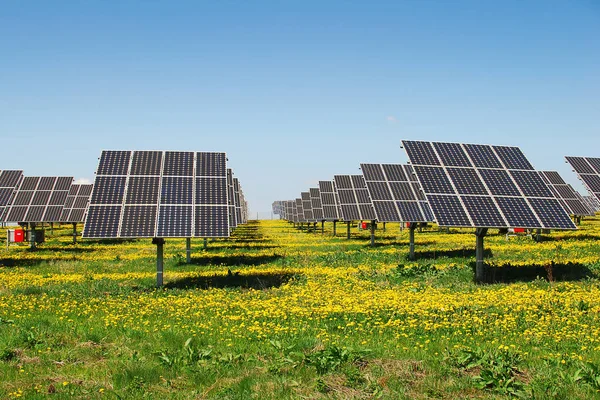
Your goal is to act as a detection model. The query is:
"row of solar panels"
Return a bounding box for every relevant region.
[82,151,248,238]
[0,170,93,224]
[273,141,600,230]
[0,150,250,239]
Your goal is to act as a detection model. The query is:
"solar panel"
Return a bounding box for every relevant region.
[61,184,94,223]
[301,192,314,222]
[309,188,324,221]
[583,195,600,212]
[402,140,576,229]
[295,198,305,222]
[0,170,24,221]
[318,180,341,221]
[1,175,74,223]
[333,175,376,221]
[83,150,229,238]
[538,171,594,217]
[565,157,600,203]
[361,163,434,223]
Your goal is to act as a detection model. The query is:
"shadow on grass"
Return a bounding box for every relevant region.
[166,271,296,290]
[85,238,140,245]
[0,257,44,268]
[36,246,97,253]
[414,248,493,260]
[473,261,595,284]
[183,254,283,267]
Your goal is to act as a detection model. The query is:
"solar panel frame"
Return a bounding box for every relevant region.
[361,163,434,223]
[333,174,376,221]
[538,171,594,217]
[566,157,600,203]
[318,180,341,221]
[403,140,575,229]
[83,150,229,238]
[309,188,324,221]
[1,175,74,223]
[60,184,94,223]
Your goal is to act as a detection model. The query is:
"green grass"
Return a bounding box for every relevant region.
[1,218,600,398]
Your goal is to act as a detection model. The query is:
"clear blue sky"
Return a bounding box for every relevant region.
[1,1,599,215]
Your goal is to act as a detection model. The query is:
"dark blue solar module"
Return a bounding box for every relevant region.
[402,140,576,229]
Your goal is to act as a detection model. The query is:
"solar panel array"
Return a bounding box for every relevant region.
[60,184,94,223]
[333,175,377,221]
[538,171,594,217]
[227,169,237,230]
[2,176,74,223]
[301,192,314,222]
[565,157,600,203]
[310,188,324,221]
[0,170,24,221]
[361,163,434,223]
[402,140,576,229]
[83,150,230,238]
[319,180,341,221]
[295,198,304,223]
[583,195,600,212]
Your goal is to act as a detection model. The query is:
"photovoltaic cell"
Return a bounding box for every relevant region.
[319,180,341,221]
[361,163,433,223]
[61,184,94,223]
[84,150,230,238]
[334,174,376,221]
[402,140,575,229]
[565,157,600,203]
[539,171,594,217]
[1,175,73,223]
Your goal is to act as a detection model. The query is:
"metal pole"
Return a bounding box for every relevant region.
[333,220,337,236]
[409,223,416,260]
[383,222,386,232]
[50,222,53,235]
[313,222,317,233]
[203,238,208,250]
[346,221,351,239]
[321,220,324,235]
[535,228,542,242]
[72,223,77,244]
[153,238,165,287]
[475,228,488,283]
[30,223,36,250]
[186,238,191,263]
[370,220,376,247]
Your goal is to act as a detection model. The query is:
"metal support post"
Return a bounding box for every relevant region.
[475,228,489,283]
[370,220,376,247]
[409,222,416,261]
[383,222,386,232]
[203,238,208,250]
[72,223,77,244]
[50,222,54,235]
[152,238,165,287]
[333,220,337,236]
[30,223,36,250]
[321,220,324,234]
[346,221,351,239]
[186,238,191,263]
[535,228,542,242]
[313,222,317,233]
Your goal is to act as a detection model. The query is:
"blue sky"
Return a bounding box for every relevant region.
[1,1,599,215]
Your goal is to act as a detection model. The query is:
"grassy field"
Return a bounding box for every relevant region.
[1,218,600,399]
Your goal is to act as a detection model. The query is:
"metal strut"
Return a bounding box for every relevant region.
[370,220,376,247]
[186,238,191,263]
[346,221,351,239]
[408,222,416,261]
[475,228,489,283]
[153,238,166,287]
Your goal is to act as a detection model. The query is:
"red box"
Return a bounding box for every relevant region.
[514,228,525,233]
[361,222,367,229]
[14,229,24,242]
